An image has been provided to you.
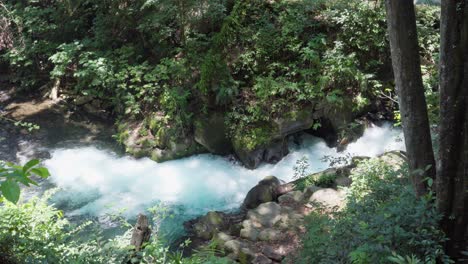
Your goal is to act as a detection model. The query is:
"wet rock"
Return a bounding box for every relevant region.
[243,176,281,209]
[192,211,227,240]
[263,140,289,164]
[194,112,232,155]
[120,120,205,162]
[306,117,338,147]
[272,106,315,137]
[232,106,313,169]
[336,121,367,152]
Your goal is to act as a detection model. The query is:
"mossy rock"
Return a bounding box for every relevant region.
[231,106,316,168]
[193,211,227,240]
[242,176,281,209]
[232,124,285,169]
[293,168,341,190]
[273,105,315,136]
[194,112,232,155]
[313,97,356,134]
[150,138,206,162]
[117,119,206,162]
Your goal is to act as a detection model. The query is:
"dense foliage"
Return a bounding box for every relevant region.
[0,190,233,264]
[0,1,449,263]
[296,158,450,264]
[0,1,440,143]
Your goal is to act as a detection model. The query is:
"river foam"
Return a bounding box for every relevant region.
[44,123,404,236]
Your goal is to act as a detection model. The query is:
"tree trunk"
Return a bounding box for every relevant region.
[130,214,151,252]
[385,0,436,197]
[437,0,468,259]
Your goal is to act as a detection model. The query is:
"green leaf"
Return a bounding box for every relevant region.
[23,159,39,173]
[1,180,21,204]
[30,168,50,178]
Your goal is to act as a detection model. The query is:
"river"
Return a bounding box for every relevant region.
[36,123,404,241]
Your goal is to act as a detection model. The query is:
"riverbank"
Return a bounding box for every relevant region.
[183,152,407,263]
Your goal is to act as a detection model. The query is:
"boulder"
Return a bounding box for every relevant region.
[224,240,255,263]
[240,220,260,241]
[272,106,315,137]
[263,139,289,164]
[119,120,206,162]
[234,146,267,170]
[308,98,371,149]
[232,124,287,169]
[306,117,338,147]
[246,202,282,228]
[242,176,281,209]
[253,254,273,264]
[258,228,281,241]
[278,211,304,229]
[215,232,234,244]
[335,176,352,187]
[232,107,314,169]
[309,188,345,209]
[194,112,232,155]
[150,137,205,162]
[278,190,304,204]
[192,211,227,240]
[377,151,407,167]
[224,240,244,255]
[336,120,367,152]
[262,245,284,261]
[303,185,323,201]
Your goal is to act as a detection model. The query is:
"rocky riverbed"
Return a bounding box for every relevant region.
[184,151,407,263]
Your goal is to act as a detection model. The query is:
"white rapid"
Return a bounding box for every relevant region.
[44,123,404,237]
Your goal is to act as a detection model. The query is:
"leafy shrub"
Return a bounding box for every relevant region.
[0,191,232,263]
[0,159,49,204]
[296,159,451,264]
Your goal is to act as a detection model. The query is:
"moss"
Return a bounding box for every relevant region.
[286,107,312,122]
[126,147,149,159]
[140,138,156,149]
[294,170,338,190]
[232,123,277,151]
[139,127,149,137]
[114,122,130,145]
[155,128,168,148]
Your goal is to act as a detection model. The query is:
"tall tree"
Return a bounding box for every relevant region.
[385,0,468,259]
[384,0,436,197]
[437,0,468,258]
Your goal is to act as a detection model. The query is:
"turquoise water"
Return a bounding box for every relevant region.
[44,123,404,239]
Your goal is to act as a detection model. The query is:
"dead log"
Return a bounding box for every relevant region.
[130,214,151,251]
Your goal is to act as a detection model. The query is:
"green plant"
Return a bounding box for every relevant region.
[297,158,451,264]
[0,190,231,263]
[0,159,49,204]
